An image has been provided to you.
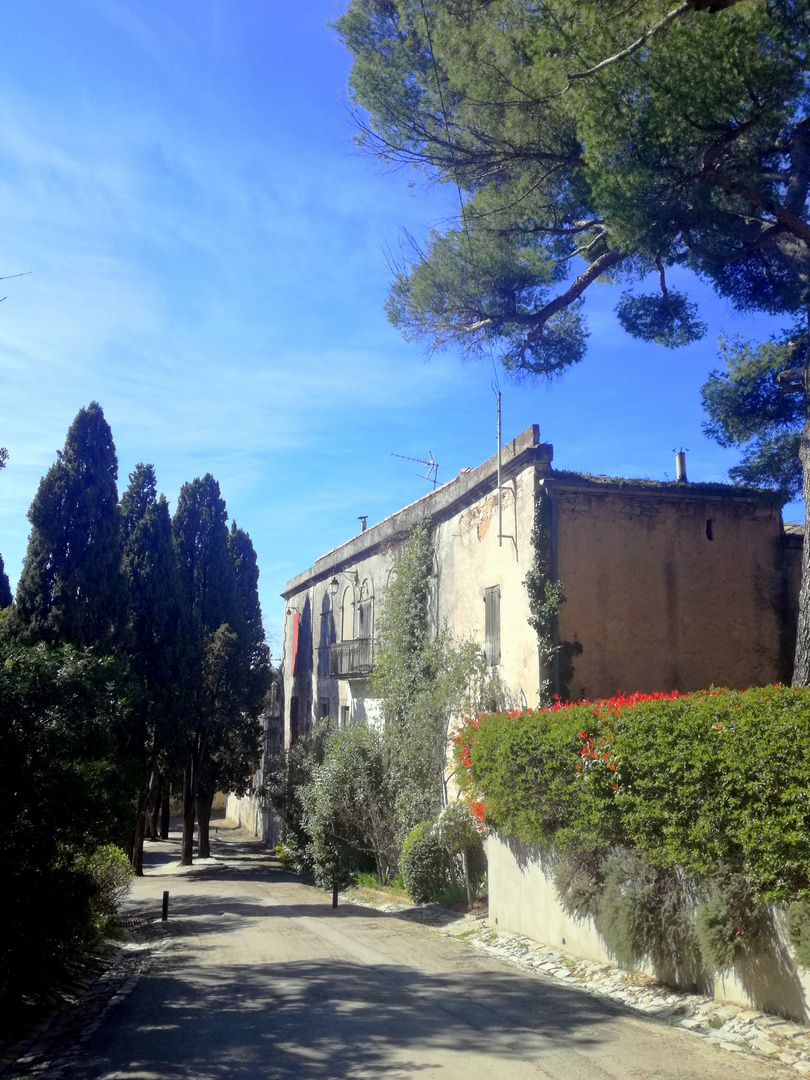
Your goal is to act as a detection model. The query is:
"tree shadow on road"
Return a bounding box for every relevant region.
[128,888,472,942]
[69,955,625,1080]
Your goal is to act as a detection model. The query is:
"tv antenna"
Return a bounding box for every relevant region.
[392,451,439,489]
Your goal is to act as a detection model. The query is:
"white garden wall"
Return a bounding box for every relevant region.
[487,832,810,1023]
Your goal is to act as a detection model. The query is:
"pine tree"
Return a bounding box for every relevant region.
[14,403,123,649]
[0,552,12,610]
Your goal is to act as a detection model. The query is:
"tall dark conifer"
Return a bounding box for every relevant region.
[192,524,269,856]
[14,403,123,649]
[121,463,181,873]
[0,553,12,609]
[229,521,270,715]
[172,474,238,864]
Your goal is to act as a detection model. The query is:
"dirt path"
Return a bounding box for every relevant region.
[38,823,786,1080]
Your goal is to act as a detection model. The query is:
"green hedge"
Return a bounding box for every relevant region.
[400,820,452,903]
[456,686,810,906]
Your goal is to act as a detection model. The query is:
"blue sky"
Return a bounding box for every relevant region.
[0,2,798,656]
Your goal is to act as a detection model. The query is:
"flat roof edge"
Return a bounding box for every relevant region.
[546,471,788,505]
[282,425,546,598]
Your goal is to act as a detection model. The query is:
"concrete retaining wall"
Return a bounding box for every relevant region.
[487,832,810,1023]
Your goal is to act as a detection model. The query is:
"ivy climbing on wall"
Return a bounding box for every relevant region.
[524,487,582,704]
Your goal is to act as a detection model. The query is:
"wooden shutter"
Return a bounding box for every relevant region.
[484,586,501,666]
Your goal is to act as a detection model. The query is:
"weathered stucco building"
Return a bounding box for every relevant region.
[280,425,800,746]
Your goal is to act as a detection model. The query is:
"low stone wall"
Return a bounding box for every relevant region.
[487,832,810,1023]
[225,791,281,846]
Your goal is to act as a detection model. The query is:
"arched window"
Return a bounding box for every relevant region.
[357,578,373,640]
[340,586,354,642]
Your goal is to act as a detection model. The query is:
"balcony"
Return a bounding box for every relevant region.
[330,638,374,678]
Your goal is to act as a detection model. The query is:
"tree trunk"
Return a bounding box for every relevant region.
[462,849,473,912]
[447,844,458,889]
[145,779,158,841]
[131,769,159,876]
[196,784,215,859]
[793,362,810,685]
[159,778,171,840]
[181,751,198,866]
[131,806,146,877]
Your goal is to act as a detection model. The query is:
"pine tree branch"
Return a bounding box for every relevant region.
[566,0,745,86]
[461,246,628,342]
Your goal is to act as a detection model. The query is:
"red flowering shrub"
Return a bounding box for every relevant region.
[454,684,810,905]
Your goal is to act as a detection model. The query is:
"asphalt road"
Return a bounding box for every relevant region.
[64,825,784,1080]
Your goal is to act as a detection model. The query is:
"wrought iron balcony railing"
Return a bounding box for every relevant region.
[330,638,374,678]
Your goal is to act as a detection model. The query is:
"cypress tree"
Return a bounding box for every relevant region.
[14,403,123,649]
[192,523,269,856]
[228,521,270,712]
[0,552,12,609]
[121,463,182,873]
[172,474,238,864]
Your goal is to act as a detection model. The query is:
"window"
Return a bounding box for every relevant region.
[319,699,329,720]
[341,586,354,642]
[357,578,373,639]
[484,585,501,666]
[340,705,350,727]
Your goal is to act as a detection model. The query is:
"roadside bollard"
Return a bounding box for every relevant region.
[332,880,338,909]
[162,890,169,921]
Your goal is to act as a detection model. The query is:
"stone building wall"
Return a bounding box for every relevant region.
[280,426,798,747]
[550,477,791,698]
[280,426,548,744]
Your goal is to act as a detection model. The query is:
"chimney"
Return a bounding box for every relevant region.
[675,450,688,483]
[358,515,368,532]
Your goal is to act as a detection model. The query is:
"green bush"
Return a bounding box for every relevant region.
[457,687,810,906]
[552,849,604,922]
[457,685,810,973]
[274,837,305,871]
[693,878,761,974]
[75,844,133,929]
[786,898,810,967]
[401,820,452,903]
[301,722,398,889]
[264,722,331,856]
[598,849,700,975]
[0,640,135,1003]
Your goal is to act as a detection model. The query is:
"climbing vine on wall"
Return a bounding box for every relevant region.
[524,489,581,703]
